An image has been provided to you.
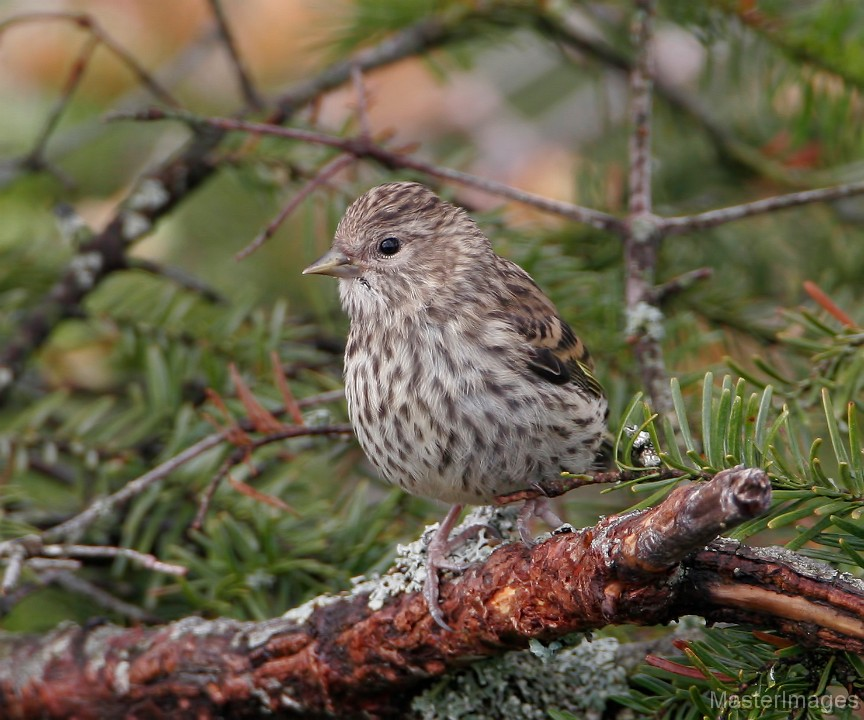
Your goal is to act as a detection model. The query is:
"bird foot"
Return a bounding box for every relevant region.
[423,505,503,630]
[517,497,564,546]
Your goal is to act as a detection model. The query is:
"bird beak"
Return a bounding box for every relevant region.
[302,249,362,279]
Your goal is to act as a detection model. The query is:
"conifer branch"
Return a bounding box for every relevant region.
[112,108,627,233]
[4,466,864,718]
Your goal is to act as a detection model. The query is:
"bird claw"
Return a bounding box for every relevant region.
[423,563,454,632]
[423,504,469,631]
[517,497,564,546]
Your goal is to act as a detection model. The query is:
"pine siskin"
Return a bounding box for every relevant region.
[304,182,607,629]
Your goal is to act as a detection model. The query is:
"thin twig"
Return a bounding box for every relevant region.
[128,258,227,303]
[661,180,864,236]
[51,571,160,623]
[708,0,864,92]
[1,543,27,595]
[0,12,178,107]
[351,64,372,139]
[40,544,188,576]
[495,467,692,504]
[541,11,822,189]
[297,388,345,407]
[235,154,354,260]
[41,432,226,544]
[652,267,714,303]
[191,451,240,532]
[20,34,98,187]
[191,420,352,530]
[25,558,81,572]
[206,0,262,109]
[115,109,626,234]
[268,17,453,122]
[13,419,353,548]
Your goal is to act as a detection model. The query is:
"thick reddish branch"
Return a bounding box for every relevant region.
[3,468,864,718]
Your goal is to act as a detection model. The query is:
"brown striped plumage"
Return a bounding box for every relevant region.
[304,182,607,627]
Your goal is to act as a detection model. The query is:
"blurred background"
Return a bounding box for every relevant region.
[0,0,862,635]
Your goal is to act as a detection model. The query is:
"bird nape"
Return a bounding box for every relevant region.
[304,181,608,630]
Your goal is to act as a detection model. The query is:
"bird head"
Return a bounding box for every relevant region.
[303,182,491,318]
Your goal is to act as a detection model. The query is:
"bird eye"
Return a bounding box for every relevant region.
[378,237,401,256]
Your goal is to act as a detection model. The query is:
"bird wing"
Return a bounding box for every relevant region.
[490,256,605,400]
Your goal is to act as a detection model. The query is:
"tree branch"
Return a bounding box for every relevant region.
[206,0,263,110]
[112,109,626,233]
[5,467,862,718]
[661,180,864,236]
[623,0,671,414]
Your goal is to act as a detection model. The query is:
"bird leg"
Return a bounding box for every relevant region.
[423,505,505,630]
[424,504,463,630]
[517,497,564,546]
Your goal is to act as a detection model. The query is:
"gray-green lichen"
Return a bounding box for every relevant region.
[412,636,627,720]
[354,506,519,612]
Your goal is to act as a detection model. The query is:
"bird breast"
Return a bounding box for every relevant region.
[342,307,607,505]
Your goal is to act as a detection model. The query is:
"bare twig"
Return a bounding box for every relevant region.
[115,109,626,233]
[235,153,355,260]
[541,12,821,189]
[351,64,372,139]
[1,542,27,595]
[268,17,454,121]
[127,258,227,303]
[206,0,263,109]
[191,451,239,532]
[661,180,864,236]
[495,466,693,505]
[652,267,714,302]
[51,571,160,623]
[623,0,671,414]
[38,422,352,546]
[191,419,352,531]
[708,0,864,91]
[627,5,654,219]
[0,12,178,106]
[297,388,346,408]
[41,432,226,545]
[18,34,98,187]
[40,544,187,577]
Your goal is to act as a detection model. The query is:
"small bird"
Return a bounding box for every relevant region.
[304,182,607,629]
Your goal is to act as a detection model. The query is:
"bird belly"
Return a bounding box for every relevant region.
[344,322,606,505]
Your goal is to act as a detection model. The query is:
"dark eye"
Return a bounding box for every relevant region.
[378,237,401,256]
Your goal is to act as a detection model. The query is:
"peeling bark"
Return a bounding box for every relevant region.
[2,468,863,719]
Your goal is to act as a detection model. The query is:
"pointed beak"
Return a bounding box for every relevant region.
[302,249,362,279]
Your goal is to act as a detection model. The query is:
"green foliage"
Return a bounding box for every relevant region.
[620,627,863,719]
[609,307,864,716]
